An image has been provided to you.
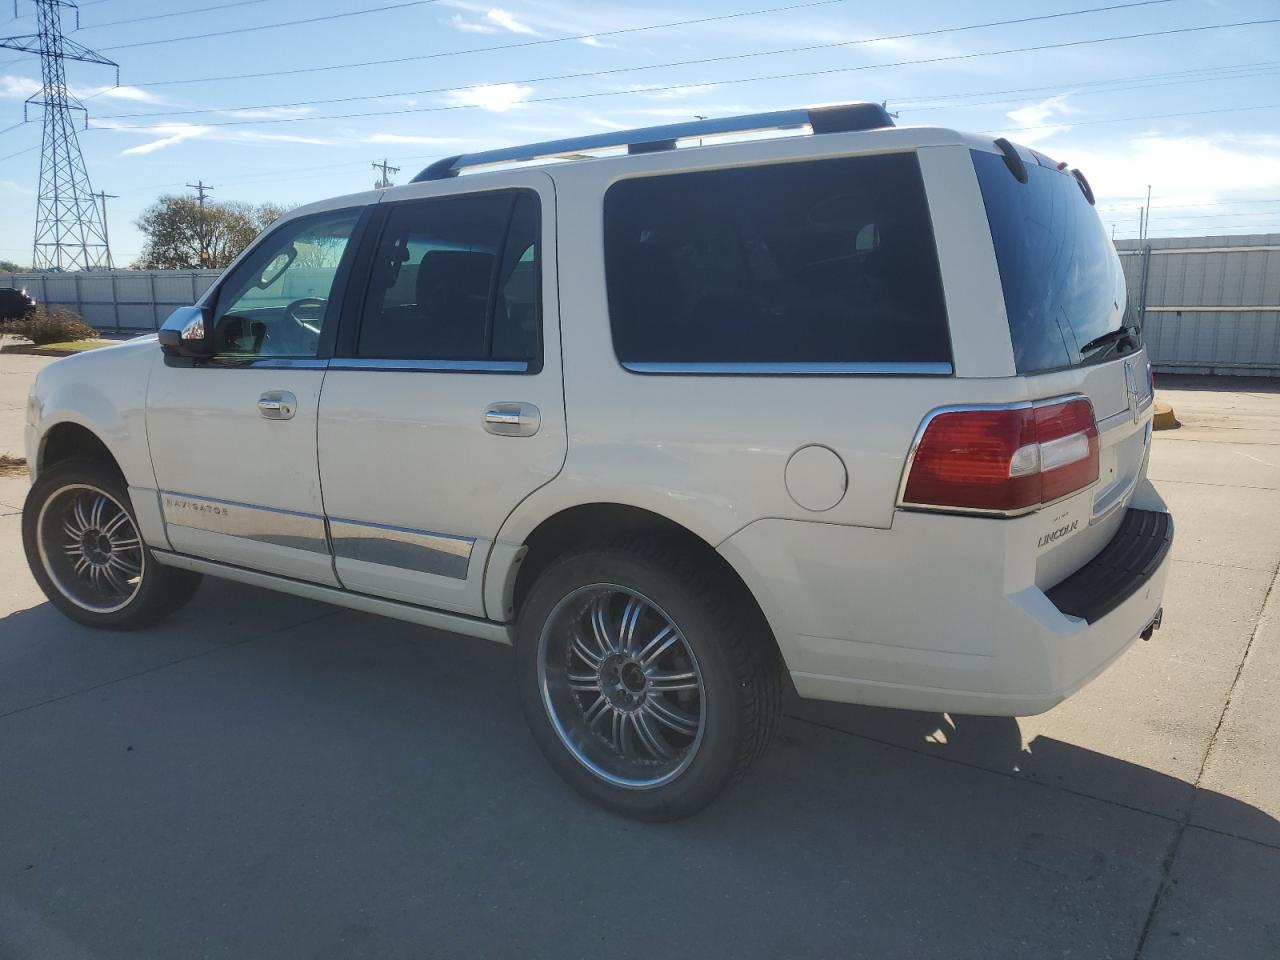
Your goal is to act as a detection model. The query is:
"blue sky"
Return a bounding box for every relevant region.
[1,0,1279,266]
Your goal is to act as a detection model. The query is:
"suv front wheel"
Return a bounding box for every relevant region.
[515,539,781,820]
[23,459,201,629]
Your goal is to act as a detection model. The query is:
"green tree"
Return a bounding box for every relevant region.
[0,259,27,273]
[134,196,287,269]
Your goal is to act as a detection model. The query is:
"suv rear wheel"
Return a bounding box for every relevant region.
[515,538,781,820]
[23,459,201,629]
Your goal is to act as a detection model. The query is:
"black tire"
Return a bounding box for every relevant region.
[515,536,781,820]
[22,458,202,630]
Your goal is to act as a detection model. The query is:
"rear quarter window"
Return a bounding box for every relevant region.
[603,153,951,371]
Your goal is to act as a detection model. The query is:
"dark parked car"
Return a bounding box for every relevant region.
[0,286,36,321]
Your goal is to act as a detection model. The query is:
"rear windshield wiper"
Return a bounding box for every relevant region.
[1078,325,1140,359]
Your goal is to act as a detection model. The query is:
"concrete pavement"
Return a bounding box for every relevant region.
[1,361,1278,959]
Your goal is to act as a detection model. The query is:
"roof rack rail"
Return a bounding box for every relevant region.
[411,101,894,182]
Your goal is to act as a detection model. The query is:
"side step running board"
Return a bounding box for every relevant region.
[151,550,513,645]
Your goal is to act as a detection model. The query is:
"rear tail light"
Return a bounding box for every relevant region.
[900,396,1099,516]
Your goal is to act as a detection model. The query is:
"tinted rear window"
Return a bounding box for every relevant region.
[972,150,1134,373]
[604,153,951,371]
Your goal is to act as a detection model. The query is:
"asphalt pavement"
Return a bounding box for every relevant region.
[1,355,1278,959]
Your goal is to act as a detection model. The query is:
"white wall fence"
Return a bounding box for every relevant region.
[1118,234,1280,377]
[1,270,221,331]
[6,238,1280,376]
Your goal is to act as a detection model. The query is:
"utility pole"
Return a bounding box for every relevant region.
[372,159,399,189]
[1142,184,1152,241]
[2,0,119,271]
[91,190,117,269]
[186,181,214,267]
[186,180,214,207]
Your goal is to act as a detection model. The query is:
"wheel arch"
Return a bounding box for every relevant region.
[37,420,125,483]
[501,501,784,673]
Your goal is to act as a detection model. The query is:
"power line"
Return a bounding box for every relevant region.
[91,16,1280,131]
[1121,209,1280,221]
[0,144,38,163]
[1150,198,1280,209]
[76,0,279,31]
[93,52,1280,124]
[95,1,438,52]
[1116,226,1280,236]
[993,101,1280,133]
[891,59,1280,105]
[900,65,1280,114]
[108,0,1182,89]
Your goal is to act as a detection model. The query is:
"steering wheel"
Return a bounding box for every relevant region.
[284,297,327,333]
[271,297,326,354]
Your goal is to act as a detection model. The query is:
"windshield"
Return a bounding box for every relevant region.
[972,149,1136,373]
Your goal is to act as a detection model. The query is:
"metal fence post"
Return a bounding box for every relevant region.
[110,272,120,332]
[148,272,158,330]
[73,270,82,318]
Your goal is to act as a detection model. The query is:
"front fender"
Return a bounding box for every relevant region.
[28,339,159,489]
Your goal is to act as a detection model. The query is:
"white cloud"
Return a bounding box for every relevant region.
[1064,133,1280,213]
[579,36,616,49]
[449,7,540,36]
[1001,94,1076,146]
[624,83,719,101]
[363,133,467,145]
[446,82,533,113]
[81,84,170,105]
[223,106,317,120]
[1,75,169,105]
[486,8,539,35]
[95,120,331,156]
[121,129,207,155]
[449,12,497,32]
[0,75,40,99]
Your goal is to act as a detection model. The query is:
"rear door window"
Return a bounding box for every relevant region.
[972,150,1136,373]
[603,153,951,371]
[356,189,541,369]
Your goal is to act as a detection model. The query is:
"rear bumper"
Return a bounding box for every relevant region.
[717,485,1173,717]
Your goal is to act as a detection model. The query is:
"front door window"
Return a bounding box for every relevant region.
[211,209,360,359]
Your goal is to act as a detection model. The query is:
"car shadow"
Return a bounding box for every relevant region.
[2,583,1277,958]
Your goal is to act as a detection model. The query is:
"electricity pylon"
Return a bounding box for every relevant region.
[1,1,119,271]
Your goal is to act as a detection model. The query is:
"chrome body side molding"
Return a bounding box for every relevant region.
[328,358,529,373]
[328,517,475,580]
[159,491,329,554]
[622,361,954,376]
[151,550,513,645]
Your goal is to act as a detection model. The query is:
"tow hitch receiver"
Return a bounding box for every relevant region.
[1140,608,1163,641]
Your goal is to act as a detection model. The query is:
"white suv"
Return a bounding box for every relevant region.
[22,103,1171,819]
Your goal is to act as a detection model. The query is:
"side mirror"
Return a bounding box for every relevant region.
[158,305,214,360]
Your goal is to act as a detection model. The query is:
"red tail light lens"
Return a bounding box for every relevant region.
[901,397,1099,515]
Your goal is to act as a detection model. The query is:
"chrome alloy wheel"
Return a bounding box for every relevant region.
[538,584,706,789]
[35,484,145,614]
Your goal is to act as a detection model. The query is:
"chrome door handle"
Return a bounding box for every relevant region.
[484,402,540,437]
[258,391,297,420]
